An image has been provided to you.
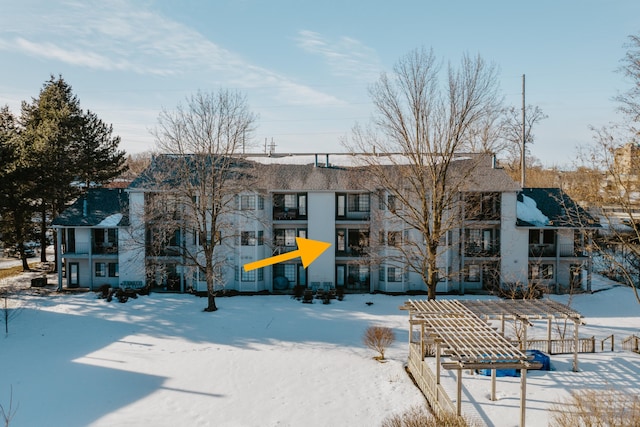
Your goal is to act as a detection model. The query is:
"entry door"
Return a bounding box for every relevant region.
[69,263,79,288]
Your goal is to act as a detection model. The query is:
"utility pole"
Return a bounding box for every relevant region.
[521,74,526,188]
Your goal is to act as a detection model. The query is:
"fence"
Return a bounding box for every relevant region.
[510,337,596,354]
[407,343,457,418]
[622,335,640,353]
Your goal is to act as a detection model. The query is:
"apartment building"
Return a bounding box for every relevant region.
[52,153,598,294]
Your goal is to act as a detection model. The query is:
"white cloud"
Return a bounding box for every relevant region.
[0,1,342,106]
[296,30,382,80]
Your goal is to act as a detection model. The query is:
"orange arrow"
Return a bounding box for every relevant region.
[243,237,331,272]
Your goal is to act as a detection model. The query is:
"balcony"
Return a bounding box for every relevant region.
[92,243,118,255]
[528,244,588,258]
[464,243,499,257]
[273,208,306,221]
[62,242,90,255]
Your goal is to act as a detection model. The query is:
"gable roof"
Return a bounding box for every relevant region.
[52,188,129,227]
[128,153,521,193]
[516,188,599,228]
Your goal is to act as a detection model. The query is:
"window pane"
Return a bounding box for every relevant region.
[336,230,345,251]
[242,269,256,281]
[337,195,345,217]
[241,195,256,210]
[108,263,119,277]
[298,194,307,216]
[95,262,106,277]
[467,265,480,282]
[284,194,297,208]
[285,229,296,246]
[241,231,256,246]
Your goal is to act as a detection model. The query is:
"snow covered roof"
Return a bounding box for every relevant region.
[52,188,129,227]
[516,188,599,228]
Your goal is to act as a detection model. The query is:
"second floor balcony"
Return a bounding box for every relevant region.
[528,243,588,258]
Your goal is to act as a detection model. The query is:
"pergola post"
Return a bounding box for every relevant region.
[573,320,580,372]
[520,368,527,427]
[522,319,528,350]
[420,323,425,361]
[500,314,505,336]
[435,342,441,385]
[491,369,497,401]
[547,317,553,354]
[456,368,462,416]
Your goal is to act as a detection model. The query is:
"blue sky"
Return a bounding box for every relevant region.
[1,0,639,167]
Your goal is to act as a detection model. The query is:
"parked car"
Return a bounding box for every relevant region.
[3,245,36,258]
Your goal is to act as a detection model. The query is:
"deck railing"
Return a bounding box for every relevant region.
[510,337,595,354]
[407,343,457,418]
[622,335,640,353]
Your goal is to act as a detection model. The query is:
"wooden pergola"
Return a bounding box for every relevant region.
[458,299,585,371]
[401,299,583,427]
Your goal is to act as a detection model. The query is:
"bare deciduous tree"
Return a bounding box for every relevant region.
[149,90,257,312]
[499,104,548,174]
[578,126,640,304]
[345,48,503,300]
[574,32,640,305]
[616,34,640,124]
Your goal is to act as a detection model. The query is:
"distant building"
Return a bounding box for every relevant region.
[52,153,599,295]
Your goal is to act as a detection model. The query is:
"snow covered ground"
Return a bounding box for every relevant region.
[0,272,638,427]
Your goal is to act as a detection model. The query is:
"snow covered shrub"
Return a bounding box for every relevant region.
[363,325,395,360]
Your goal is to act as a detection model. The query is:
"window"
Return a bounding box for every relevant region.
[465,228,499,255]
[108,263,119,277]
[530,264,554,280]
[274,229,300,248]
[95,262,106,277]
[337,194,346,217]
[387,231,402,247]
[541,264,554,279]
[241,231,256,246]
[465,192,500,220]
[241,268,263,281]
[298,194,307,216]
[257,195,264,210]
[347,265,370,288]
[273,193,307,219]
[337,229,345,252]
[348,194,370,212]
[336,228,369,256]
[466,264,480,282]
[387,267,404,282]
[169,229,180,246]
[378,192,397,211]
[387,195,397,212]
[273,264,296,285]
[240,195,256,210]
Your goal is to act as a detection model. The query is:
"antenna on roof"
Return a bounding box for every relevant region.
[268,138,276,156]
[521,74,526,188]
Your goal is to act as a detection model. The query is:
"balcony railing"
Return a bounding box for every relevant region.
[92,243,118,255]
[529,244,588,258]
[273,208,306,220]
[464,243,499,257]
[63,242,90,254]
